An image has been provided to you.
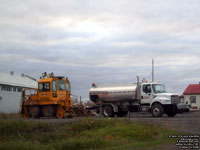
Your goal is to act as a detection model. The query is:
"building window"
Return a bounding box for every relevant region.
[1,85,12,91]
[13,87,17,92]
[180,98,184,103]
[7,86,12,91]
[190,96,196,104]
[1,85,4,91]
[17,87,22,92]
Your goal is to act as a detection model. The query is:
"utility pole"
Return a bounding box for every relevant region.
[80,96,82,104]
[152,59,154,82]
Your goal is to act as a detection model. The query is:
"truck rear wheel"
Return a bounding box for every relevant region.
[42,105,55,117]
[102,105,114,117]
[151,104,164,117]
[56,106,64,119]
[30,106,40,118]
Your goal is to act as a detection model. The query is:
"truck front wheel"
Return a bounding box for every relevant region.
[102,105,114,117]
[151,104,164,117]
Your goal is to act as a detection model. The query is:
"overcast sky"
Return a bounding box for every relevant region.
[1,0,200,100]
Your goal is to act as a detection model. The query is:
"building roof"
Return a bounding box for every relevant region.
[0,72,37,88]
[183,84,200,95]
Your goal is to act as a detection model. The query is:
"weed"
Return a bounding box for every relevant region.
[0,118,179,150]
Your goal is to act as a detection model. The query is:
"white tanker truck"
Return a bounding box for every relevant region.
[89,77,179,117]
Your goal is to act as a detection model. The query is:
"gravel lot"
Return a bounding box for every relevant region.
[31,110,200,134]
[27,111,200,134]
[129,111,200,150]
[129,111,200,135]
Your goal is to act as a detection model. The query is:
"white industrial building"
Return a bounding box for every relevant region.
[0,72,37,113]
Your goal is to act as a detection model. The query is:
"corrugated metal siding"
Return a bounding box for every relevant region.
[0,72,37,88]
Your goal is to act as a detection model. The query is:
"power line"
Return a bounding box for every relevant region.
[160,69,200,82]
[157,64,200,82]
[157,62,200,76]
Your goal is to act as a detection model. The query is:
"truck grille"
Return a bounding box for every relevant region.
[171,95,179,104]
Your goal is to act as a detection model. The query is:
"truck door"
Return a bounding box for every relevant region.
[141,84,153,104]
[57,79,66,101]
[38,82,51,101]
[65,80,71,98]
[51,80,57,100]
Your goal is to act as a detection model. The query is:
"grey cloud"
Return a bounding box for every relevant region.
[1,0,200,99]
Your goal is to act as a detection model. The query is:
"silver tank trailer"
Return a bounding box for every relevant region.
[89,83,138,103]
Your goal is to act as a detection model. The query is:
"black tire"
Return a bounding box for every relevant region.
[102,105,114,117]
[151,104,164,117]
[42,105,55,117]
[95,108,100,114]
[166,111,176,117]
[30,106,40,118]
[117,111,128,117]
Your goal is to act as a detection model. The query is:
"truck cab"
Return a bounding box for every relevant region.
[38,77,71,105]
[140,82,179,117]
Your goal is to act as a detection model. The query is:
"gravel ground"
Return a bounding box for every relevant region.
[128,111,200,150]
[30,110,200,135]
[129,111,200,135]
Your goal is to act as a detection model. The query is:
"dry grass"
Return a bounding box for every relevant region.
[0,112,21,119]
[0,118,179,150]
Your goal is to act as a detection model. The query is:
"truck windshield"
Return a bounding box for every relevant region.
[58,80,65,90]
[152,84,166,93]
[66,82,70,92]
[39,82,50,92]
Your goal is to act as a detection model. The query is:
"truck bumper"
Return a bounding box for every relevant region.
[163,104,177,114]
[177,104,190,113]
